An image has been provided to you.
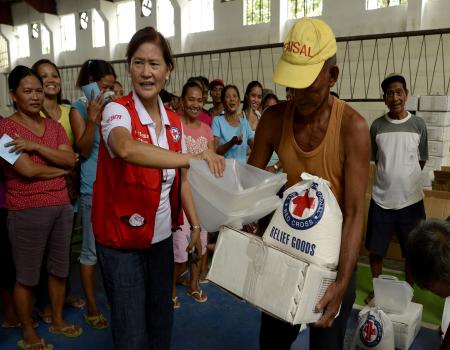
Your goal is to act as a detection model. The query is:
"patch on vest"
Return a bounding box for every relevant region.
[170,126,181,142]
[129,213,145,227]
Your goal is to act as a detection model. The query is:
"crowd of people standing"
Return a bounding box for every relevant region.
[0,24,282,350]
[1,16,447,350]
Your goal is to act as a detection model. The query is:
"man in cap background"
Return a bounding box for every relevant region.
[364,73,428,303]
[248,18,370,349]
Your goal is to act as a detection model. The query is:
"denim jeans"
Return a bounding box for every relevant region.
[80,194,97,265]
[96,236,174,350]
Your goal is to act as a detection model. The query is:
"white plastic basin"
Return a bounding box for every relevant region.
[373,275,413,314]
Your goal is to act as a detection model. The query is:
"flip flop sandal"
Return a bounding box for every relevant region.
[17,338,54,350]
[83,313,109,329]
[172,296,181,309]
[65,296,86,309]
[2,319,39,329]
[49,324,83,338]
[187,289,208,303]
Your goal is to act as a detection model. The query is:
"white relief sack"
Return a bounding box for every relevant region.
[262,172,342,269]
[352,308,395,350]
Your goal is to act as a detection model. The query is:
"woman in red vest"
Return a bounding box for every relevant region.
[92,27,224,350]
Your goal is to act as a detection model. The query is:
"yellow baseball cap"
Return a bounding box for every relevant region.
[273,18,337,89]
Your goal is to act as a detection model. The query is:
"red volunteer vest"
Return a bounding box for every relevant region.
[92,93,183,249]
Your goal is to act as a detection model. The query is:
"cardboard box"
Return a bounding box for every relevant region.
[388,303,423,350]
[427,126,450,141]
[423,189,450,218]
[208,226,337,325]
[405,95,419,111]
[361,189,450,260]
[416,111,450,126]
[428,140,450,157]
[419,95,450,111]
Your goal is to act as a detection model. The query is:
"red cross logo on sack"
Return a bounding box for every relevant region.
[292,190,316,217]
[282,182,325,230]
[359,314,383,347]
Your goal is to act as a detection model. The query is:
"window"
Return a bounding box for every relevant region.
[157,0,174,37]
[60,14,76,51]
[244,0,270,25]
[288,0,322,19]
[187,0,214,33]
[366,0,407,10]
[92,9,105,48]
[15,25,30,58]
[0,35,9,72]
[117,1,136,44]
[41,24,51,55]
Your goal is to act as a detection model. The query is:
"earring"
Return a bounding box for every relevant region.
[165,75,169,81]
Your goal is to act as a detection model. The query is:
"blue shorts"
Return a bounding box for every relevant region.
[365,199,425,258]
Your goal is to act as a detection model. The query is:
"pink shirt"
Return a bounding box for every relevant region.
[181,121,213,155]
[0,118,70,210]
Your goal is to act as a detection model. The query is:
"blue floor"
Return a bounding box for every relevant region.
[0,262,444,350]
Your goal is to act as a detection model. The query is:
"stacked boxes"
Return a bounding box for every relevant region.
[416,96,450,188]
[433,167,450,191]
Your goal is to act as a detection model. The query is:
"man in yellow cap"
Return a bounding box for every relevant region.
[248,18,370,349]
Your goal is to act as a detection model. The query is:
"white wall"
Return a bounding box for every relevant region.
[2,0,450,65]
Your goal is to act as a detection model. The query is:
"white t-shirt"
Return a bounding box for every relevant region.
[371,112,428,209]
[102,93,186,244]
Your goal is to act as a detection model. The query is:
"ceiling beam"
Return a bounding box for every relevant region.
[0,3,13,25]
[24,0,57,15]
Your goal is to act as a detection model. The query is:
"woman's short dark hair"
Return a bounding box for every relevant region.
[221,84,240,103]
[242,80,263,111]
[181,81,203,98]
[31,59,62,104]
[9,65,42,93]
[75,59,116,89]
[262,92,279,109]
[408,219,450,289]
[8,65,42,109]
[126,27,174,72]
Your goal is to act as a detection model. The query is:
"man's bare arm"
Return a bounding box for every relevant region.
[315,107,370,327]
